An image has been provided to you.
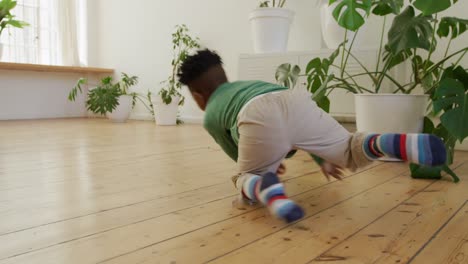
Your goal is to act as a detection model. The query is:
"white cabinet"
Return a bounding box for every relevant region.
[238,50,379,119]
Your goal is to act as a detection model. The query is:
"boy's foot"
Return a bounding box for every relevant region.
[237,172,305,223]
[232,192,257,210]
[363,134,447,166]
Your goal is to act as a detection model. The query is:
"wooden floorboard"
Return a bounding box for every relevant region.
[0,119,466,264]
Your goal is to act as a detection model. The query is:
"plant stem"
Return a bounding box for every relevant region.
[423,47,468,80]
[443,38,453,61]
[340,30,348,79]
[335,69,407,93]
[423,15,438,72]
[135,95,154,114]
[375,56,393,93]
[342,29,359,79]
[453,49,468,67]
[331,65,363,93]
[375,16,387,75]
[344,48,378,85]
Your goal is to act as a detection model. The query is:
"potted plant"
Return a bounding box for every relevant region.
[250,1,295,53]
[153,24,200,126]
[68,73,153,123]
[0,0,28,59]
[277,0,468,181]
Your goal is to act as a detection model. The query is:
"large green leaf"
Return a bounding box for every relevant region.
[434,78,468,142]
[437,17,468,39]
[387,6,433,55]
[413,0,455,16]
[330,0,372,31]
[372,0,403,16]
[86,86,120,115]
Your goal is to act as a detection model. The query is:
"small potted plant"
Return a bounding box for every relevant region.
[68,73,153,123]
[250,0,295,53]
[153,24,200,126]
[0,0,28,59]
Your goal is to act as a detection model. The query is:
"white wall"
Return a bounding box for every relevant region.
[88,0,468,122]
[0,70,97,120]
[87,0,321,122]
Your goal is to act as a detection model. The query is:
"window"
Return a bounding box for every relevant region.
[0,0,86,66]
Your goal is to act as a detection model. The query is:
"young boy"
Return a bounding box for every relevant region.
[178,49,447,223]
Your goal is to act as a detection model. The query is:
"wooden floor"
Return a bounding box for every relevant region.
[0,119,467,264]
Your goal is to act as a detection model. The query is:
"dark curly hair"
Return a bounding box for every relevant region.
[178,49,223,87]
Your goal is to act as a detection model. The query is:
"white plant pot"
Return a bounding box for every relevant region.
[320,1,357,49]
[106,95,133,123]
[249,8,295,53]
[152,96,180,126]
[355,94,429,134]
[0,43,3,60]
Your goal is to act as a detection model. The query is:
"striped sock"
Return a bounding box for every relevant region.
[363,133,447,166]
[240,173,304,223]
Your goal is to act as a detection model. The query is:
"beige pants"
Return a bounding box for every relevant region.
[236,88,371,176]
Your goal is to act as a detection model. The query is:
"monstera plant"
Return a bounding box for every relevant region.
[277,0,468,182]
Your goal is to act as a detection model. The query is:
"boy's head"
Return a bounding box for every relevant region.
[178,49,228,110]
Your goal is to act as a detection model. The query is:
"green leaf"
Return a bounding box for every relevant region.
[317,96,331,113]
[387,6,433,55]
[86,85,120,115]
[332,0,372,31]
[413,0,453,16]
[5,19,25,28]
[68,78,87,102]
[275,63,301,89]
[306,58,321,74]
[259,1,270,7]
[329,44,343,63]
[372,0,403,16]
[433,77,468,142]
[437,17,468,39]
[411,162,460,183]
[423,116,435,134]
[0,0,17,14]
[410,163,443,180]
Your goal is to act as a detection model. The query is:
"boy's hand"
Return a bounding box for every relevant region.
[321,161,344,181]
[277,163,286,175]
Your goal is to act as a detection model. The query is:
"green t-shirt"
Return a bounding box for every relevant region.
[204,80,324,165]
[204,81,288,161]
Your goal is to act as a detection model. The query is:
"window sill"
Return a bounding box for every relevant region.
[0,62,114,75]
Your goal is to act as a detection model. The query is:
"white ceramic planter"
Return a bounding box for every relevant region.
[355,94,429,134]
[319,1,359,49]
[0,43,3,60]
[249,8,295,53]
[106,95,133,123]
[152,96,180,126]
